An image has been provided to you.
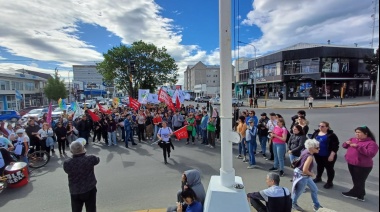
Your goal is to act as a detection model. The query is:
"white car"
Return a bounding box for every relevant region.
[21,108,48,122]
[84,100,96,109]
[232,98,244,107]
[51,106,73,120]
[210,97,220,105]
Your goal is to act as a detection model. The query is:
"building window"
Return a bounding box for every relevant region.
[0,80,10,90]
[25,82,34,91]
[12,81,24,90]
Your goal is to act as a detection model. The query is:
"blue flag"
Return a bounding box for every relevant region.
[15,90,23,100]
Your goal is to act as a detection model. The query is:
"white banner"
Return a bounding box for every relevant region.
[73,102,84,120]
[172,89,186,103]
[147,93,160,104]
[138,89,150,104]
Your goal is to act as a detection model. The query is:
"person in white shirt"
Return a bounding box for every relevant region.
[307,95,314,109]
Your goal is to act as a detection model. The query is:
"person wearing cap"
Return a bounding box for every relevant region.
[14,129,29,171]
[63,140,100,212]
[258,113,270,159]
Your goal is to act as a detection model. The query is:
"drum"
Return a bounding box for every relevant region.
[4,162,29,188]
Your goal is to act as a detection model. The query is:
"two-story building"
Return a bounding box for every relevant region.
[237,43,374,99]
[0,69,48,110]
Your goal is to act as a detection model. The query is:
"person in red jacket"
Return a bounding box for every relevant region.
[341,126,378,202]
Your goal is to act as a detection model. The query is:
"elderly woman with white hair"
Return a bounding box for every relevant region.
[291,139,323,212]
[63,138,100,212]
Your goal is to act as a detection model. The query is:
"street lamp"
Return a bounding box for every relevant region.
[68,70,72,102]
[238,41,257,98]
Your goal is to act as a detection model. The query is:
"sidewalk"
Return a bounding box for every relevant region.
[245,96,378,109]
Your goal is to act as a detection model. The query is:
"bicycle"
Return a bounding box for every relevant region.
[11,145,50,169]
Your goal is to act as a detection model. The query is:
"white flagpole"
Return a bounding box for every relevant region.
[15,94,18,111]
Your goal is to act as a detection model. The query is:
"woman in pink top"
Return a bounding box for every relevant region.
[341,126,378,202]
[268,118,288,177]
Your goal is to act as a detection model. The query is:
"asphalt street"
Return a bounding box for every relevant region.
[0,103,378,212]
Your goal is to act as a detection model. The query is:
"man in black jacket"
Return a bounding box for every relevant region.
[77,115,91,145]
[25,119,41,152]
[64,139,100,212]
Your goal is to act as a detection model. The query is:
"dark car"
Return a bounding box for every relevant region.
[0,110,21,122]
[18,106,40,116]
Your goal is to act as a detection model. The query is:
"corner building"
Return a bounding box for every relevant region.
[244,43,374,99]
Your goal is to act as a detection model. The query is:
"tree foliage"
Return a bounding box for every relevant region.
[44,70,68,101]
[97,41,178,96]
[364,47,379,81]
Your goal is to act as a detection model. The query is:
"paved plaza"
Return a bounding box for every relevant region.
[0,100,378,212]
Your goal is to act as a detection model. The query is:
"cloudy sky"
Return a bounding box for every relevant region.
[0,0,378,85]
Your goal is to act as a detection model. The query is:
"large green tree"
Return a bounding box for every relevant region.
[96,41,178,97]
[44,70,68,101]
[364,46,379,81]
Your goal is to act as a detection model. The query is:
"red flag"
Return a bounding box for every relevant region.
[129,97,141,111]
[97,103,112,114]
[176,95,181,110]
[158,88,175,111]
[173,125,189,140]
[87,110,100,122]
[46,102,52,126]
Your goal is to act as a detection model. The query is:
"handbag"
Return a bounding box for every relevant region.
[291,156,302,169]
[158,140,165,148]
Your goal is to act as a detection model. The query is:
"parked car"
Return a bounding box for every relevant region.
[232,98,244,107]
[0,110,21,122]
[21,108,48,122]
[199,96,211,103]
[51,105,73,120]
[194,97,201,102]
[210,97,220,105]
[83,100,96,109]
[18,106,40,116]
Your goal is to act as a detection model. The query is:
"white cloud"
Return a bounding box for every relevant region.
[239,0,379,57]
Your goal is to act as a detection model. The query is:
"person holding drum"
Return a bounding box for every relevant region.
[14,129,29,172]
[0,147,15,175]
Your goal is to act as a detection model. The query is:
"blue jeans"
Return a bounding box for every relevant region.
[196,125,201,137]
[153,125,159,141]
[108,131,117,146]
[273,143,286,171]
[292,175,321,208]
[247,139,256,165]
[259,136,268,155]
[124,129,134,146]
[289,154,299,164]
[238,138,247,156]
[202,129,208,144]
[20,155,29,172]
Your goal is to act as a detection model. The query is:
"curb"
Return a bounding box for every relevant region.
[134,209,166,212]
[256,101,378,109]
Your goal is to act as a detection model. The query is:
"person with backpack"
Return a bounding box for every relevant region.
[247,172,291,212]
[291,139,323,211]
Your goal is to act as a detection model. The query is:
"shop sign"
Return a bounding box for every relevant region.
[256,78,266,82]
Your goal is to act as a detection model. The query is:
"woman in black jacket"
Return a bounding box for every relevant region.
[55,122,68,155]
[311,121,339,189]
[288,125,306,163]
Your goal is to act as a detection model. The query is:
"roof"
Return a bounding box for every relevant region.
[279,42,370,51]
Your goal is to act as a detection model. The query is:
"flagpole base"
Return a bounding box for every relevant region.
[203,175,250,212]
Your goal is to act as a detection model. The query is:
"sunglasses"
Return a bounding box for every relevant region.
[318,125,326,128]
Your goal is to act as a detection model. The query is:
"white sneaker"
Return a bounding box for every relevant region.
[210,146,215,148]
[247,165,257,169]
